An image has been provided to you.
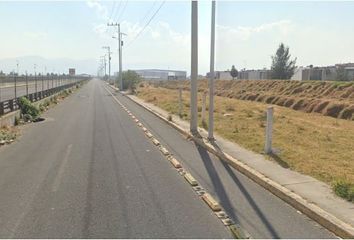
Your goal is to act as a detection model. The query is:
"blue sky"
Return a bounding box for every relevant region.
[0,1,354,75]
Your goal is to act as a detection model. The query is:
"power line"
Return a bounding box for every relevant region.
[139,0,157,24]
[108,1,116,21]
[115,0,128,23]
[126,0,165,48]
[112,0,123,23]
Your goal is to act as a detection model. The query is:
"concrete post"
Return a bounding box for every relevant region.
[14,75,17,100]
[178,87,183,118]
[265,106,274,154]
[208,0,216,140]
[26,73,28,97]
[202,91,207,123]
[118,24,123,91]
[190,0,198,133]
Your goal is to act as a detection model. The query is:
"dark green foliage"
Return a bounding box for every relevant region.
[270,43,297,79]
[18,97,40,119]
[333,180,354,202]
[120,70,142,91]
[230,65,238,80]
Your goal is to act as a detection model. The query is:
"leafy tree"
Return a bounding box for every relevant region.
[230,65,238,80]
[270,43,297,79]
[121,70,141,91]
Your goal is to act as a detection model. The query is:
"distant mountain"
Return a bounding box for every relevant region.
[0,56,97,75]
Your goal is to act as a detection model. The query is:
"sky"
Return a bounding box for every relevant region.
[0,0,354,75]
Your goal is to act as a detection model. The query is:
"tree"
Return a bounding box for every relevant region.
[270,43,297,79]
[121,70,141,92]
[230,65,238,80]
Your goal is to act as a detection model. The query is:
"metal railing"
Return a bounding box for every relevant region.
[0,75,90,116]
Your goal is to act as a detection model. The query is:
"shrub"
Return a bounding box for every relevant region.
[39,103,46,112]
[18,97,40,119]
[44,99,50,107]
[333,180,354,202]
[167,115,173,121]
[14,115,20,126]
[23,114,32,122]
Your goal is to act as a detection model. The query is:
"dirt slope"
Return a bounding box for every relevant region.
[152,80,354,120]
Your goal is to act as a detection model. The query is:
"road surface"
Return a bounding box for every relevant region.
[0,79,336,238]
[0,79,231,238]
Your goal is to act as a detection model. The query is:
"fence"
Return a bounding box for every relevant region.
[0,75,89,116]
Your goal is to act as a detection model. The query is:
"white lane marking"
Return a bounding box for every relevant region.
[52,144,73,192]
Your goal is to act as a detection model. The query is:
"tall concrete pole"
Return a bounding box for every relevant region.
[118,24,123,90]
[108,22,122,89]
[190,0,198,133]
[208,0,216,140]
[102,46,112,81]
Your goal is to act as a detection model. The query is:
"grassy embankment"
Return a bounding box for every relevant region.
[136,84,354,201]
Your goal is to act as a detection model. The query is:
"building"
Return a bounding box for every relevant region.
[238,69,271,80]
[69,68,76,76]
[291,64,354,81]
[206,71,233,80]
[134,69,187,81]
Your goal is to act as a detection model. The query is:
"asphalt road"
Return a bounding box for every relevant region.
[0,79,72,102]
[0,79,231,238]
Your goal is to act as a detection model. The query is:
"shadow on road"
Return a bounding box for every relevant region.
[196,141,280,238]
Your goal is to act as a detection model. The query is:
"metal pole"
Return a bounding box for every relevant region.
[14,75,17,100]
[0,75,2,102]
[178,86,183,118]
[35,72,37,99]
[265,106,274,154]
[190,0,198,133]
[104,56,107,77]
[208,0,216,140]
[118,24,123,90]
[26,72,28,97]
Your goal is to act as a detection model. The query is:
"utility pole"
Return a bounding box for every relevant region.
[190,1,198,134]
[102,46,112,82]
[208,0,216,141]
[101,55,107,78]
[108,22,126,90]
[34,64,37,99]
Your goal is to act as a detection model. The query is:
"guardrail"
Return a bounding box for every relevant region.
[0,77,89,116]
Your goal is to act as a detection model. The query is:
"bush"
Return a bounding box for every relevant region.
[167,115,173,121]
[23,114,32,122]
[14,115,20,126]
[120,70,142,92]
[18,97,40,119]
[333,180,354,202]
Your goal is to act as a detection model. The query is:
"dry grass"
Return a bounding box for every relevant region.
[137,85,354,186]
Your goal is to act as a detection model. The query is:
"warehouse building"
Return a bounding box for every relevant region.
[134,69,187,81]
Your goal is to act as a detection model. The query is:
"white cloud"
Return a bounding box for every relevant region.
[86,0,109,21]
[217,20,293,41]
[23,31,48,40]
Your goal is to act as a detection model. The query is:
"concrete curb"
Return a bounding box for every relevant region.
[120,90,354,239]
